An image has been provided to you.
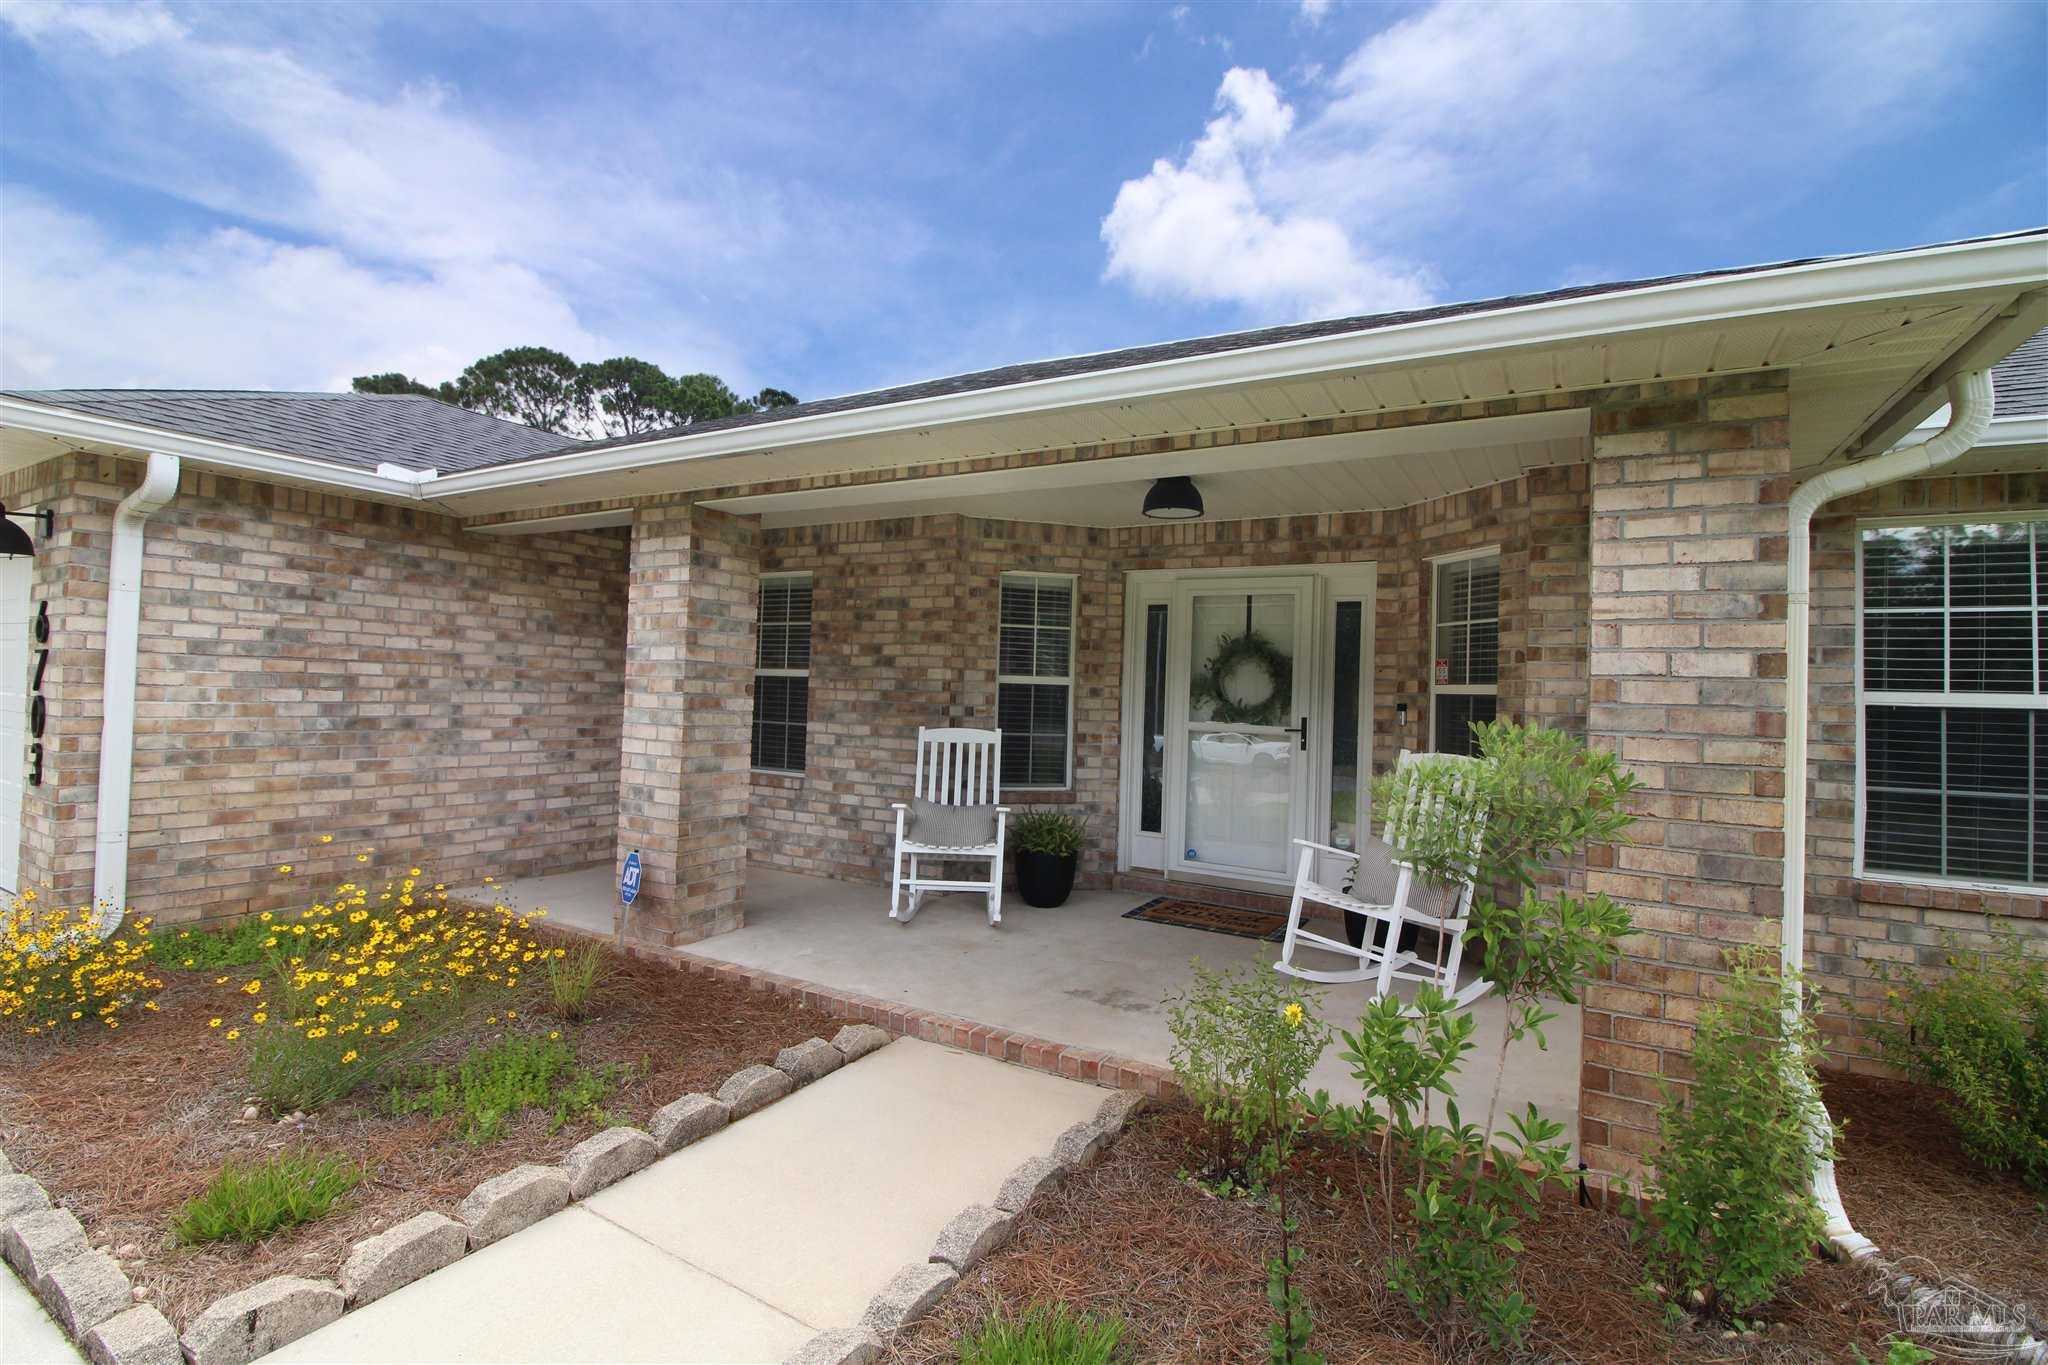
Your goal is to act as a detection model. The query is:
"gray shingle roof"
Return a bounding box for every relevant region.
[1991,327,2048,419]
[0,389,575,475]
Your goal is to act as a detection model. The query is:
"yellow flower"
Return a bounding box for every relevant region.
[252,1011,267,1023]
[341,1050,359,1064]
[225,1029,240,1040]
[208,1018,222,1028]
[277,865,293,875]
[320,834,334,843]
[1283,1002,1305,1029]
[548,1030,560,1040]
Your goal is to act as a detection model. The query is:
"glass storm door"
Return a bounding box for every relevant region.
[1166,577,1316,882]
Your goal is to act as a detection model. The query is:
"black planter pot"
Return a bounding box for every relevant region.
[1015,850,1079,908]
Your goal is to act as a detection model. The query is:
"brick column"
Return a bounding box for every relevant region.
[615,502,758,947]
[1580,374,1793,1178]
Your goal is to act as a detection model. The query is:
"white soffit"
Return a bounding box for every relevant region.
[699,407,1589,529]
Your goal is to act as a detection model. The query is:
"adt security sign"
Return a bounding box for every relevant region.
[620,850,642,906]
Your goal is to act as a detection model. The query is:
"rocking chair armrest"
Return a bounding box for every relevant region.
[1289,837,1359,861]
[890,802,910,811]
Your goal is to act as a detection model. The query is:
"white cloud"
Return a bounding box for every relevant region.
[1103,0,2010,323]
[1299,0,1333,25]
[1101,69,1436,320]
[0,1,908,392]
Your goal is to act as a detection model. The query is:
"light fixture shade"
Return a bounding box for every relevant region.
[0,506,34,559]
[1142,475,1204,520]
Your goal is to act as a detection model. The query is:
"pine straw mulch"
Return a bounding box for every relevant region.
[888,1104,1909,1365]
[0,938,849,1330]
[1826,1071,2048,1319]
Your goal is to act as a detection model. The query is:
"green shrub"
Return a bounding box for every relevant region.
[545,941,610,1023]
[389,1033,628,1144]
[1631,951,1827,1319]
[1874,929,2048,1191]
[957,1301,1129,1365]
[152,917,272,969]
[172,1148,361,1244]
[1011,809,1086,859]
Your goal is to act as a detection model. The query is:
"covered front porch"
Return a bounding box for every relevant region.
[466,863,1581,1142]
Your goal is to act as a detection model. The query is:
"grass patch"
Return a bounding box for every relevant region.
[389,1033,632,1144]
[152,917,272,969]
[172,1149,361,1245]
[545,941,610,1022]
[958,1301,1130,1365]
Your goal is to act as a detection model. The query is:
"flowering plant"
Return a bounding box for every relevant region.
[221,857,558,1113]
[0,889,160,1035]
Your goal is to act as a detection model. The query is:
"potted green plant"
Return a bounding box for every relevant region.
[1010,809,1085,908]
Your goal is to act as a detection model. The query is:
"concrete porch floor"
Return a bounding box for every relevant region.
[465,864,1580,1142]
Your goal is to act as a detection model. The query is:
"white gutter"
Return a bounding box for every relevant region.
[93,452,181,929]
[1782,370,1992,1262]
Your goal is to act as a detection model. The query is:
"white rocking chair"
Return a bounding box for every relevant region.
[889,727,1009,926]
[1275,749,1493,1010]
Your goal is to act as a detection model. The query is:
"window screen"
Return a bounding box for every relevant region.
[1861,522,2044,886]
[998,574,1075,788]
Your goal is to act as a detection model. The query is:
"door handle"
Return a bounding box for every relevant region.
[1285,715,1309,752]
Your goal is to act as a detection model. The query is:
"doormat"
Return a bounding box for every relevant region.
[1122,896,1287,942]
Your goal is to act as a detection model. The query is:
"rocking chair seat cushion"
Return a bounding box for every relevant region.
[906,798,999,848]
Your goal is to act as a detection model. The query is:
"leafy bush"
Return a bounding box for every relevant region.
[957,1300,1129,1365]
[545,941,611,1023]
[1011,809,1086,859]
[1873,929,2047,1191]
[1631,952,1828,1319]
[1165,963,1330,1362]
[389,1032,628,1144]
[153,916,272,969]
[172,1148,361,1244]
[0,892,160,1035]
[223,862,559,1113]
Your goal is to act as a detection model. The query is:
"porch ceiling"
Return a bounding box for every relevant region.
[700,407,1589,528]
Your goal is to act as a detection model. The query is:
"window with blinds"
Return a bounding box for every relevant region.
[1860,521,2045,887]
[997,573,1075,788]
[751,573,813,773]
[1431,553,1500,757]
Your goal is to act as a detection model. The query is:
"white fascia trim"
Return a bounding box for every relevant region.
[1897,411,2048,448]
[425,233,2048,501]
[0,397,432,500]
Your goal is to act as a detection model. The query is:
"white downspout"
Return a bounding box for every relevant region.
[93,453,181,930]
[1782,370,1992,1261]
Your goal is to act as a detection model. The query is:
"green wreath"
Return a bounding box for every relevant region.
[1191,629,1293,727]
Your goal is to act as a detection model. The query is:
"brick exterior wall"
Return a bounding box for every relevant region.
[1803,471,2048,1067]
[615,502,758,947]
[3,452,629,923]
[1579,374,1797,1177]
[749,464,1592,891]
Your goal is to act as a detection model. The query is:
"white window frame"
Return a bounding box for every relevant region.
[1427,547,1501,756]
[1853,511,2046,894]
[997,571,1077,792]
[751,571,813,776]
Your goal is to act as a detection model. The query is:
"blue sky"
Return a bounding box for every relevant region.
[2,0,2043,406]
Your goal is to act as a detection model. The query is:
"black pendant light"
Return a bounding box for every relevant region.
[1,503,49,559]
[1142,475,1204,520]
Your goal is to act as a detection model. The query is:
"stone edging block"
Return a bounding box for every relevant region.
[561,1127,657,1199]
[860,1261,957,1338]
[180,1276,343,1365]
[41,1248,132,1337]
[82,1303,181,1365]
[928,1203,1014,1273]
[339,1212,469,1307]
[830,1023,891,1061]
[1093,1089,1146,1133]
[457,1164,570,1249]
[650,1094,730,1154]
[1050,1119,1108,1169]
[3,1205,85,1283]
[993,1154,1066,1214]
[785,1325,883,1364]
[0,1172,50,1226]
[717,1064,795,1117]
[773,1037,844,1085]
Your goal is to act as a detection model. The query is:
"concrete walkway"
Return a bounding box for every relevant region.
[269,1038,1103,1364]
[0,1261,85,1365]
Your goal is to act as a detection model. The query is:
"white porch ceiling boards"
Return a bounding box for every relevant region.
[699,408,1589,529]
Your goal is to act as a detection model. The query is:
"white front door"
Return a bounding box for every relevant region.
[0,555,29,895]
[1165,576,1317,882]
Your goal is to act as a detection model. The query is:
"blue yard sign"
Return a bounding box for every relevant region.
[620,850,642,906]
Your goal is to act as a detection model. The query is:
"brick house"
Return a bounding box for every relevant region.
[2,229,2044,1176]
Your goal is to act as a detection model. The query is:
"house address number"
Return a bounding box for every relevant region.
[28,599,47,786]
